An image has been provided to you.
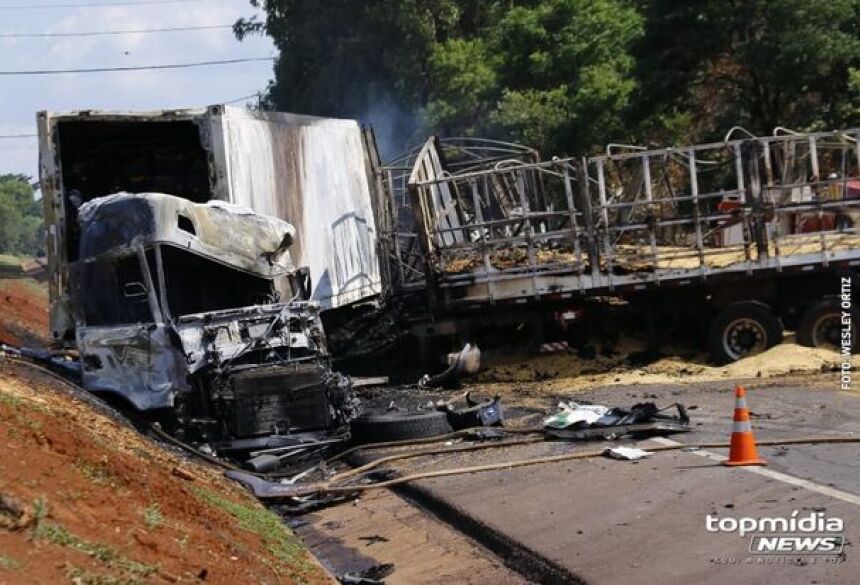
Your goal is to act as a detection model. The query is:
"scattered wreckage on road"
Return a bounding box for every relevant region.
[221,395,694,504]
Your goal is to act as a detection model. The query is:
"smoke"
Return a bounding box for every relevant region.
[354,90,424,163]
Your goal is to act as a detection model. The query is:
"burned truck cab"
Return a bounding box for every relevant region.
[72,192,355,443]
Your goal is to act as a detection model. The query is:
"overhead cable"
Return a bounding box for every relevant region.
[0,0,200,10]
[0,24,232,38]
[0,56,274,76]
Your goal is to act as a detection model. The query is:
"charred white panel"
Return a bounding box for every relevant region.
[220,107,381,310]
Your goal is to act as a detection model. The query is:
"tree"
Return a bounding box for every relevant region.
[0,175,43,256]
[632,0,860,144]
[493,0,642,153]
[424,0,643,154]
[235,0,465,156]
[238,0,641,156]
[424,37,499,134]
[238,1,860,157]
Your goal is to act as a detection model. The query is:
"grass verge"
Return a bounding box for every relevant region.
[0,554,20,570]
[31,499,158,582]
[192,487,315,580]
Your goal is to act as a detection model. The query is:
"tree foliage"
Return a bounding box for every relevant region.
[0,175,43,256]
[634,0,860,144]
[238,0,860,157]
[424,0,642,153]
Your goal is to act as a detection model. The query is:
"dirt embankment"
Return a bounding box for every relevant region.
[0,361,332,585]
[0,255,49,347]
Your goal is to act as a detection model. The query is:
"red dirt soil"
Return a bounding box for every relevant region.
[0,361,332,585]
[0,259,50,347]
[0,259,332,584]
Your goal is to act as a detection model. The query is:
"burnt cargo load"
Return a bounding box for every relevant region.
[71,192,356,442]
[376,129,860,363]
[38,106,384,347]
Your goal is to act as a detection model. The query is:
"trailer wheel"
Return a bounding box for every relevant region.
[349,410,452,444]
[797,298,858,353]
[707,301,783,364]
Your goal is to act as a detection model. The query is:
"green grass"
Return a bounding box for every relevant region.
[73,460,117,487]
[141,503,162,530]
[0,254,21,274]
[0,253,48,298]
[35,521,117,563]
[31,499,157,580]
[173,533,190,550]
[64,564,143,585]
[192,487,314,579]
[0,389,50,416]
[0,554,20,570]
[130,447,154,462]
[0,391,23,409]
[33,496,47,523]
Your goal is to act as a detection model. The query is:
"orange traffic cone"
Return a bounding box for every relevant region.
[723,385,766,466]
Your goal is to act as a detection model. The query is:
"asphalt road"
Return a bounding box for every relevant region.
[362,375,860,584]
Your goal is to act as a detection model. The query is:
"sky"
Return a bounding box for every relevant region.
[0,0,274,180]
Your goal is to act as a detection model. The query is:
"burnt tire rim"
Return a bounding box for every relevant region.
[722,318,767,361]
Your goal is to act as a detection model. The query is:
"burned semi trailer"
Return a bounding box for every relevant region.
[376,129,860,364]
[38,106,384,349]
[71,192,356,442]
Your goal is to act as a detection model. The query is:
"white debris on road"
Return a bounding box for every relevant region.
[604,446,652,460]
[544,402,609,428]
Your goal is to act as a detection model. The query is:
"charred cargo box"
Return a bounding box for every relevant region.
[38,106,384,347]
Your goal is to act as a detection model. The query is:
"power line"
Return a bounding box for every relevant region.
[0,56,274,76]
[0,95,265,140]
[0,0,200,9]
[224,92,262,104]
[0,24,232,38]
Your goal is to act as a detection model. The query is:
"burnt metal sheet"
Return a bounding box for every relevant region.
[215,107,382,310]
[77,192,296,276]
[408,137,464,249]
[78,322,189,410]
[174,303,314,375]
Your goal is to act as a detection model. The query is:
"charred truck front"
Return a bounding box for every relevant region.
[72,192,356,444]
[37,106,385,447]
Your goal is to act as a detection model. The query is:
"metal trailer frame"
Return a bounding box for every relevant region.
[376,138,540,297]
[400,128,860,310]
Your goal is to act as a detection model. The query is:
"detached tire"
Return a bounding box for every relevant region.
[707,301,783,365]
[797,298,858,353]
[350,410,453,444]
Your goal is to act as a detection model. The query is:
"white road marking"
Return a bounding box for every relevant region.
[651,437,860,507]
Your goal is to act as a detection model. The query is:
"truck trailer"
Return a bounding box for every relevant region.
[372,128,860,364]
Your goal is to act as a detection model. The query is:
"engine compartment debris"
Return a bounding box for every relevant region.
[418,343,482,388]
[543,401,691,440]
[439,392,504,430]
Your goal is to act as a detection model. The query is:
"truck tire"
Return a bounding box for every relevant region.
[707,301,783,365]
[797,298,858,353]
[350,410,453,444]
